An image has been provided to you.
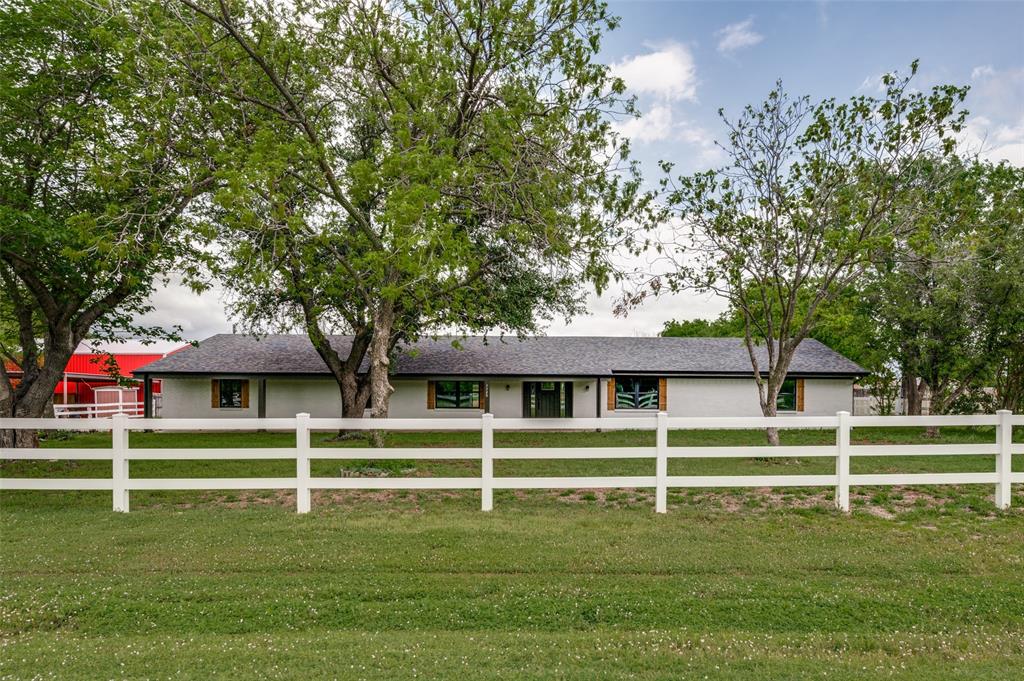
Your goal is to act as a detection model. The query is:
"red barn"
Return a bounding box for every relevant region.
[6,341,187,417]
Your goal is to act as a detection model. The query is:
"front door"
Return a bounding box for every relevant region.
[523,381,573,417]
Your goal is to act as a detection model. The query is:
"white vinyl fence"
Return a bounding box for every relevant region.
[1,412,1021,514]
[53,401,145,418]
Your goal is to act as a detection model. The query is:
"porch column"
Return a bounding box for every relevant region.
[257,377,267,419]
[143,376,153,418]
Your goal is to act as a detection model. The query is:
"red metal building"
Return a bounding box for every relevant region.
[6,342,186,416]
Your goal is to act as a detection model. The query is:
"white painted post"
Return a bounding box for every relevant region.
[996,409,1012,510]
[836,411,850,512]
[655,411,668,514]
[296,413,311,514]
[111,413,130,512]
[481,413,494,511]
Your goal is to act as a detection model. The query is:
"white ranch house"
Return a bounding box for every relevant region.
[134,334,866,420]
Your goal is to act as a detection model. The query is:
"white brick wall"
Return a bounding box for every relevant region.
[159,375,854,418]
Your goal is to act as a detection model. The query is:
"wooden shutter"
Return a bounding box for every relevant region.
[796,379,805,412]
[427,381,436,409]
[607,378,615,411]
[211,380,220,408]
[479,381,487,412]
[240,380,250,409]
[658,377,668,411]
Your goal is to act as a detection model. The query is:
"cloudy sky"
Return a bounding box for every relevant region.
[139,0,1024,342]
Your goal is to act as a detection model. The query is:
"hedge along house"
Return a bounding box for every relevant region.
[134,334,866,420]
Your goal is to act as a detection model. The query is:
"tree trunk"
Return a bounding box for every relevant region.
[339,371,370,419]
[328,370,372,440]
[4,389,51,449]
[0,380,15,450]
[764,413,781,446]
[367,303,396,448]
[755,378,782,447]
[300,308,373,437]
[2,332,78,448]
[903,374,923,416]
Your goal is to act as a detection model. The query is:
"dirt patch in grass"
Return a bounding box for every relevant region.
[129,484,1021,518]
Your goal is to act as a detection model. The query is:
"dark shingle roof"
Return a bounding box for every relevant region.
[136,334,866,378]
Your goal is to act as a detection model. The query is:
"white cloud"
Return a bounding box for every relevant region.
[614,104,724,164]
[962,115,1024,166]
[547,216,729,336]
[609,43,720,158]
[715,17,764,54]
[971,65,995,80]
[857,73,888,93]
[609,42,698,102]
[958,65,1024,165]
[967,66,1024,120]
[675,120,727,165]
[546,287,727,337]
[135,278,233,343]
[615,104,675,143]
[816,1,830,27]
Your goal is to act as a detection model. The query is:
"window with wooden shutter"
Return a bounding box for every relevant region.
[658,378,668,411]
[432,381,482,409]
[606,378,615,411]
[796,379,805,412]
[613,377,661,410]
[212,379,247,409]
[776,379,798,412]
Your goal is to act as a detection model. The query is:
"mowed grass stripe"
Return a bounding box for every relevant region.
[0,507,1022,679]
[2,429,1023,678]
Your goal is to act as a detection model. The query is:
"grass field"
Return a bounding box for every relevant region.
[2,426,1023,679]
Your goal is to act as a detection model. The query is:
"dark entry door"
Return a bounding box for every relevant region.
[523,382,573,417]
[536,382,560,417]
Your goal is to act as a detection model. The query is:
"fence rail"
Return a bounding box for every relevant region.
[1,411,1021,513]
[53,402,145,418]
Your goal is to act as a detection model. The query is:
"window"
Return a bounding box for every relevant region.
[615,377,661,410]
[777,379,797,412]
[214,379,247,409]
[434,381,481,409]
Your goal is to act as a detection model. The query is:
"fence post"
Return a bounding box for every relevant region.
[111,413,130,513]
[655,412,668,514]
[296,413,311,514]
[836,411,850,512]
[481,413,494,511]
[996,409,1012,510]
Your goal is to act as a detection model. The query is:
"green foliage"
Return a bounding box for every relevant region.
[661,286,884,370]
[0,0,213,422]
[660,315,743,338]
[862,159,1024,413]
[661,159,1024,417]
[152,0,649,413]
[642,63,969,418]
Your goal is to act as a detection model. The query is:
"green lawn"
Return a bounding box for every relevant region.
[2,427,1023,679]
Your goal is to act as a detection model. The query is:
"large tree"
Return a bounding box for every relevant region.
[159,0,645,419]
[633,63,967,443]
[865,159,1024,418]
[0,0,214,446]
